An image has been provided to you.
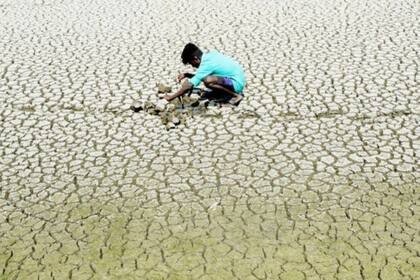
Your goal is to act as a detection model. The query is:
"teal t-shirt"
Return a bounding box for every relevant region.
[189,51,246,93]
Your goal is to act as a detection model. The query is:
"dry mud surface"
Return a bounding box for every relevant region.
[0,0,419,279]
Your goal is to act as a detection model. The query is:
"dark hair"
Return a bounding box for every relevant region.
[181,43,202,64]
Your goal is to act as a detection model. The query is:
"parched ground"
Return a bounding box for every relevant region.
[0,0,419,279]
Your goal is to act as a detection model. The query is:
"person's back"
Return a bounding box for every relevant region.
[192,50,246,94]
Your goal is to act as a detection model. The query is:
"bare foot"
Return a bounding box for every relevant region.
[229,95,243,106]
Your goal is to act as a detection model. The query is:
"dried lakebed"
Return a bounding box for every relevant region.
[0,0,419,279]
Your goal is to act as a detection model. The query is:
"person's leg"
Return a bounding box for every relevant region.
[203,76,243,105]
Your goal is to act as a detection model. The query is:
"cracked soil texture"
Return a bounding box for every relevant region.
[0,0,419,279]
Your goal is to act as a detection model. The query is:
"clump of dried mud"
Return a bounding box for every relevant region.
[130,84,204,129]
[131,84,256,129]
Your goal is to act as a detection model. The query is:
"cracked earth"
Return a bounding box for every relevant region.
[0,0,419,279]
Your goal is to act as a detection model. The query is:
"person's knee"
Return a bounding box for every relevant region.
[203,76,217,87]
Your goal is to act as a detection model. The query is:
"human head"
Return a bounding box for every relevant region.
[181,43,202,68]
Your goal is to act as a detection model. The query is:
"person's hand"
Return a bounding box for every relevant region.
[176,73,185,83]
[163,95,173,102]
